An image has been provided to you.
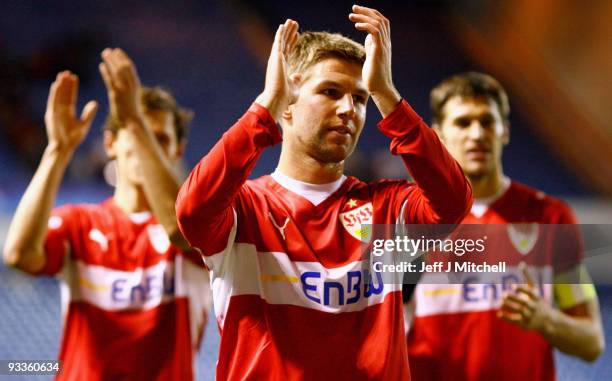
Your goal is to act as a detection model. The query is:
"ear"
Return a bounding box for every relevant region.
[282,106,293,124]
[282,73,302,124]
[103,130,117,160]
[502,122,510,145]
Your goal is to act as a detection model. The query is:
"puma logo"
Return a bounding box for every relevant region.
[89,229,109,252]
[269,213,290,240]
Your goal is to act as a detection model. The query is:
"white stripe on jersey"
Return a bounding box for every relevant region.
[207,209,401,328]
[414,265,553,317]
[58,256,209,316]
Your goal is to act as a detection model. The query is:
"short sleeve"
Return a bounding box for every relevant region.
[549,200,597,309]
[40,205,78,276]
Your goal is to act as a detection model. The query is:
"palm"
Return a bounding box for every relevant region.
[362,34,377,90]
[45,71,98,150]
[256,19,299,121]
[99,48,143,125]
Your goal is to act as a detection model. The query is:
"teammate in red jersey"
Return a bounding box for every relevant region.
[406,72,604,380]
[176,5,471,381]
[3,50,211,380]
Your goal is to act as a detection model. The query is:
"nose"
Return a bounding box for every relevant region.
[337,93,355,119]
[467,121,485,140]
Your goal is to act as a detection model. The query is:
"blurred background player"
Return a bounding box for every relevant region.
[2,49,211,380]
[176,5,471,381]
[406,72,604,380]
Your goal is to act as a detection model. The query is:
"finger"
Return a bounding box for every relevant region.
[350,12,389,42]
[351,4,384,19]
[285,20,299,54]
[520,261,535,287]
[46,74,61,113]
[498,310,524,325]
[349,13,380,26]
[515,285,538,301]
[353,22,378,36]
[113,48,140,88]
[501,298,528,317]
[79,100,99,127]
[67,73,79,113]
[354,23,383,46]
[505,293,535,313]
[101,48,117,73]
[272,24,284,55]
[280,20,292,55]
[101,49,124,89]
[99,63,115,91]
[54,71,74,108]
[113,48,132,65]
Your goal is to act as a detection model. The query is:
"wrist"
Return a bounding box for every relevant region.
[534,304,556,337]
[255,92,286,123]
[45,142,75,163]
[371,86,402,118]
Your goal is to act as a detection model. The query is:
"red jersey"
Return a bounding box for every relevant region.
[407,180,590,381]
[176,101,472,380]
[41,199,211,381]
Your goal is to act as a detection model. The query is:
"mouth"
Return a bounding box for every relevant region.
[465,147,490,160]
[327,124,353,136]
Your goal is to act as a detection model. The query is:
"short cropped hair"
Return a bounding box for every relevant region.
[288,31,366,75]
[430,72,510,125]
[104,87,193,141]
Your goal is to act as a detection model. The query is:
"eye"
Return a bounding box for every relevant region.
[352,94,366,104]
[455,117,471,128]
[156,134,170,147]
[322,88,342,99]
[480,115,494,128]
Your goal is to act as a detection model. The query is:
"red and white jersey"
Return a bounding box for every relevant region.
[40,199,211,381]
[176,101,472,380]
[407,180,590,381]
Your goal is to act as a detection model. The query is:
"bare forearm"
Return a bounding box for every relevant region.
[3,144,72,272]
[126,121,188,247]
[372,87,401,118]
[539,307,604,362]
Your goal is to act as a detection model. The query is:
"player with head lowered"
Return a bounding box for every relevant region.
[406,72,604,380]
[176,5,472,381]
[3,50,211,380]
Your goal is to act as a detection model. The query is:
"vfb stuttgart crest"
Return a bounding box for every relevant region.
[507,223,539,255]
[339,201,373,242]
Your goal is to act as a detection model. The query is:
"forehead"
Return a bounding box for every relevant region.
[302,58,367,94]
[442,96,502,121]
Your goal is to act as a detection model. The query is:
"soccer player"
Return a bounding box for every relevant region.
[176,5,472,380]
[406,72,605,380]
[3,49,211,380]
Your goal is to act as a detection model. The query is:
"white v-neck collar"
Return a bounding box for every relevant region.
[471,176,511,218]
[271,169,346,206]
[129,211,152,224]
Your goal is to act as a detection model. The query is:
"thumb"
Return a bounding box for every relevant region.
[519,261,535,287]
[79,100,99,127]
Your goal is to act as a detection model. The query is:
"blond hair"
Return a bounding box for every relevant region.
[288,31,366,75]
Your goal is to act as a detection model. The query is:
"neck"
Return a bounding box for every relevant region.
[468,166,506,199]
[277,146,344,184]
[113,180,150,214]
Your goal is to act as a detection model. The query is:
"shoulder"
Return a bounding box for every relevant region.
[509,181,576,223]
[49,199,121,232]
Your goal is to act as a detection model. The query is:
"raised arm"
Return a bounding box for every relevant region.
[3,72,98,273]
[176,20,298,255]
[350,5,472,223]
[99,48,189,249]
